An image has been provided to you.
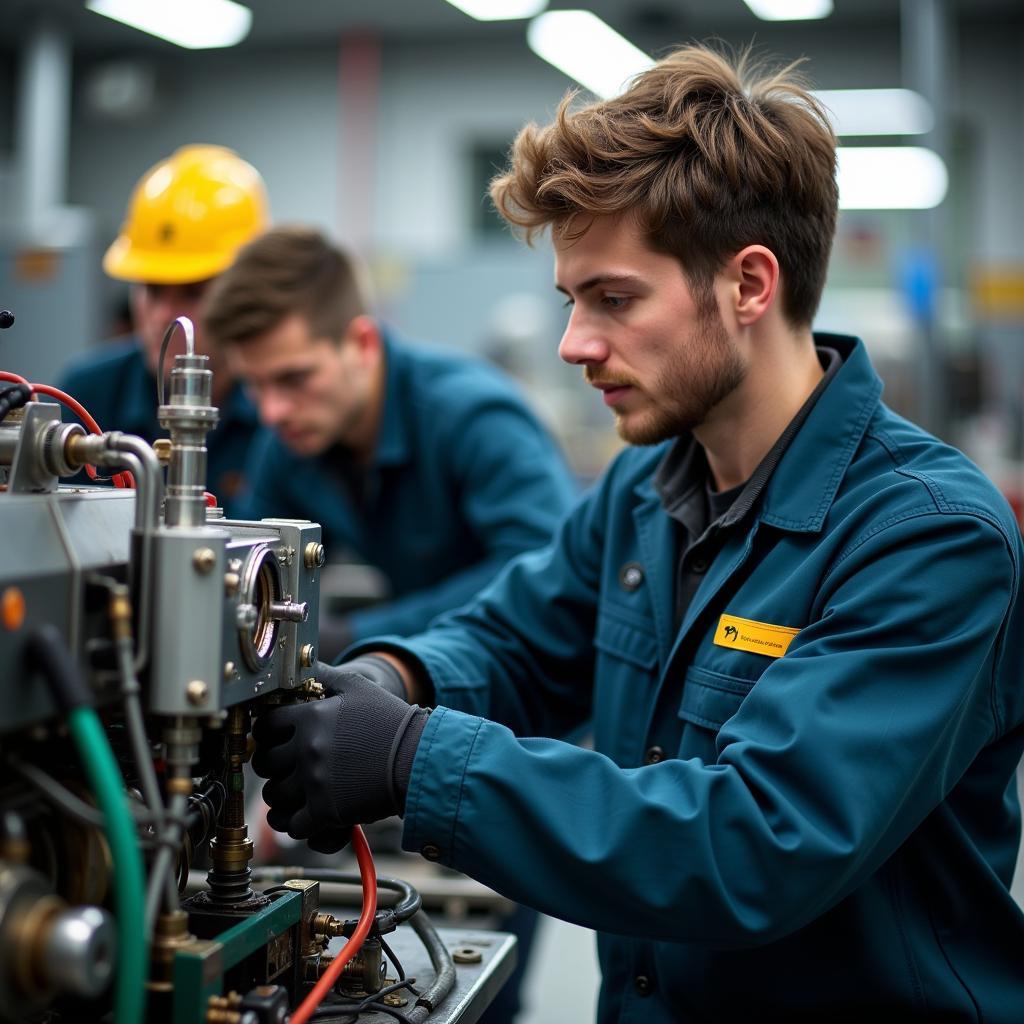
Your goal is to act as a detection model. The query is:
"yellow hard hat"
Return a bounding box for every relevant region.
[103,144,269,284]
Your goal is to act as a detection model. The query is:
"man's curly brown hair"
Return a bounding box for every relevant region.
[490,44,838,327]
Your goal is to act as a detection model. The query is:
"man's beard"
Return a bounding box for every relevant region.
[606,310,746,446]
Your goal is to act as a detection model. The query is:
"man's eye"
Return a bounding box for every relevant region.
[562,297,575,308]
[602,295,630,310]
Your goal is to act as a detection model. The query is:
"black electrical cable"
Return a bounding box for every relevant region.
[24,624,94,711]
[0,382,31,423]
[405,910,455,1021]
[310,981,419,1024]
[379,934,416,989]
[250,869,421,934]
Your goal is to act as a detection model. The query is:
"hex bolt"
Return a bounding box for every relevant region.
[193,548,217,574]
[236,604,258,630]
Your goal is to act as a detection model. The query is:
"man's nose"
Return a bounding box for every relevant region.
[558,309,609,366]
[257,389,291,427]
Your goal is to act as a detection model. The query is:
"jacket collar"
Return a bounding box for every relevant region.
[758,333,882,533]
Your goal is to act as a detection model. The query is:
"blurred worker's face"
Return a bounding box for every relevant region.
[133,281,214,376]
[555,216,746,445]
[226,313,379,458]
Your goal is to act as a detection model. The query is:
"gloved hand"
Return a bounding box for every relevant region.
[320,655,409,700]
[251,664,429,854]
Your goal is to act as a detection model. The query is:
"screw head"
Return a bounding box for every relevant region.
[300,643,316,668]
[186,680,208,706]
[193,548,217,574]
[304,542,326,569]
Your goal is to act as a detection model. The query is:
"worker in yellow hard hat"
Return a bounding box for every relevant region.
[57,145,268,515]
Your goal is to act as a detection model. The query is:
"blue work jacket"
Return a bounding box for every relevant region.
[240,331,577,641]
[364,334,1024,1022]
[57,340,259,518]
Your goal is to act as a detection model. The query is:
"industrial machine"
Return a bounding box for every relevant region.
[0,315,513,1024]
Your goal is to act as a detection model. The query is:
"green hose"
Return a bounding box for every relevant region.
[68,706,148,1024]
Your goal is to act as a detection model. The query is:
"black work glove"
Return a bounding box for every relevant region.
[321,655,409,700]
[252,665,429,854]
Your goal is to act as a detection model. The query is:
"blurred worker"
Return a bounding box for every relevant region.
[58,145,266,515]
[204,225,576,1023]
[203,225,578,649]
[251,45,1024,1022]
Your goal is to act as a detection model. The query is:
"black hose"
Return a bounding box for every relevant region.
[0,383,32,423]
[405,910,455,1021]
[250,868,422,932]
[25,624,94,711]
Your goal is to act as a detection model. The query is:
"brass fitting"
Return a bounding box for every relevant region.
[206,991,243,1023]
[107,587,133,642]
[209,826,253,875]
[152,438,172,465]
[166,775,194,798]
[148,910,196,992]
[312,912,346,939]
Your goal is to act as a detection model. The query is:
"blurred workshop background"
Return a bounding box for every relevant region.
[0,2,1022,1020]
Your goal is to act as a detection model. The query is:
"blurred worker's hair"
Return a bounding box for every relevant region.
[489,44,838,327]
[203,226,370,346]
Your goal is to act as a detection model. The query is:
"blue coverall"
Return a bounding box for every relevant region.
[57,340,259,518]
[357,334,1024,1022]
[239,330,578,642]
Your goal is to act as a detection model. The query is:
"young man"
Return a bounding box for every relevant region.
[203,225,578,646]
[251,47,1024,1021]
[58,145,266,515]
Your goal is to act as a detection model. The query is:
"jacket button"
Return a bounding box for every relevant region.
[618,562,644,591]
[689,555,709,573]
[644,746,666,765]
[634,974,653,997]
[421,843,441,861]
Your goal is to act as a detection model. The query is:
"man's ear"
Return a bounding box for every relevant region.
[343,314,383,359]
[725,245,779,327]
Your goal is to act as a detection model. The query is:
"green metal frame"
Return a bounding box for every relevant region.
[171,890,304,1024]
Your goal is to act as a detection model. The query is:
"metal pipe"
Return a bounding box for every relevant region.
[16,19,70,231]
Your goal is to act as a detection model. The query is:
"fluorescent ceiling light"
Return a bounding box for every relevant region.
[445,0,548,19]
[86,0,252,50]
[837,147,948,209]
[527,10,654,99]
[743,0,833,20]
[814,89,934,137]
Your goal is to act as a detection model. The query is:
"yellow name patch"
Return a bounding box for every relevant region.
[713,614,800,658]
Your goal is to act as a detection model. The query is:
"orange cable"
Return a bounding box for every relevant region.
[288,826,378,1024]
[29,384,135,488]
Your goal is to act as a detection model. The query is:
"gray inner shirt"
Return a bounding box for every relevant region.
[653,346,840,631]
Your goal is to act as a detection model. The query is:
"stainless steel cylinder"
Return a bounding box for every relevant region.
[41,906,115,998]
[158,353,219,529]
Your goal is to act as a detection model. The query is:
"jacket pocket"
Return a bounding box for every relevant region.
[593,612,659,670]
[678,665,755,730]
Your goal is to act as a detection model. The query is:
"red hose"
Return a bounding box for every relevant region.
[0,376,135,488]
[288,826,378,1024]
